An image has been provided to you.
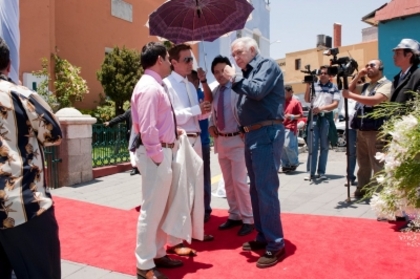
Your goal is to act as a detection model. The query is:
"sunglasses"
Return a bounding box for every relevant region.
[183,56,194,64]
[365,63,376,68]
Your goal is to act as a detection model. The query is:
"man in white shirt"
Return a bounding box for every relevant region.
[163,44,213,256]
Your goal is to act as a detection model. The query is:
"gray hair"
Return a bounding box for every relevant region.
[231,37,260,54]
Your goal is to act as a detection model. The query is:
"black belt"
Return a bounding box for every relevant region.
[242,120,283,133]
[218,131,241,137]
[186,132,201,138]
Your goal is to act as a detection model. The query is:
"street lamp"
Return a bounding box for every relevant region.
[270,40,281,45]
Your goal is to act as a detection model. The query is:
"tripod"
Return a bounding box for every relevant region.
[336,75,352,201]
[306,78,317,182]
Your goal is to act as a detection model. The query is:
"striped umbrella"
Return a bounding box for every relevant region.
[148,0,254,44]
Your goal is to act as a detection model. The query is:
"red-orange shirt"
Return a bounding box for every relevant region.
[284,98,303,134]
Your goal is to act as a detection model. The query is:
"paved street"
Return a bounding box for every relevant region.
[51,148,375,278]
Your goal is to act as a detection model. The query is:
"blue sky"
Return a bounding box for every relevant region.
[269,0,388,59]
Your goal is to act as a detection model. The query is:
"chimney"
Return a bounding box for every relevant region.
[333,23,342,48]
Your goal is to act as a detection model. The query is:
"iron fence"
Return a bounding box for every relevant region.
[44,146,61,189]
[92,123,130,167]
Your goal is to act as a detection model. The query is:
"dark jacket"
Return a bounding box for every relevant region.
[108,108,132,141]
[390,65,420,103]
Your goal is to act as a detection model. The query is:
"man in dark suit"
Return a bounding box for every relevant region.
[105,108,140,175]
[390,38,420,103]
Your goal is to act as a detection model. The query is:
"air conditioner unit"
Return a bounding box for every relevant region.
[316,35,332,49]
[22,73,47,91]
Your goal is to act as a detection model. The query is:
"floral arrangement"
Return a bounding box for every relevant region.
[369,96,420,233]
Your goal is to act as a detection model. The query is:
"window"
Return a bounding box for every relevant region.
[295,59,301,70]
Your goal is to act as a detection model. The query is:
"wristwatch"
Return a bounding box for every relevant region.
[200,79,207,83]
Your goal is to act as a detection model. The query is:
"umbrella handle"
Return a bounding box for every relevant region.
[201,41,208,73]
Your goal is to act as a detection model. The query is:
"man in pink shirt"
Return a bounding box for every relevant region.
[131,42,182,279]
[281,86,303,173]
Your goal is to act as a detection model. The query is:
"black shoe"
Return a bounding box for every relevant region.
[237,224,254,236]
[256,248,286,268]
[282,167,292,173]
[154,255,183,268]
[353,188,366,199]
[218,219,242,230]
[242,240,267,251]
[130,168,140,176]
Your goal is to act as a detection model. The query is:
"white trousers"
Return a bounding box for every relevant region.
[167,135,202,246]
[135,146,174,270]
[217,135,253,224]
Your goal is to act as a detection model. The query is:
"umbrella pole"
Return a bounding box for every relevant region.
[202,41,208,73]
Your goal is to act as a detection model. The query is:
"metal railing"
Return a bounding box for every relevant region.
[92,124,130,167]
[44,146,61,189]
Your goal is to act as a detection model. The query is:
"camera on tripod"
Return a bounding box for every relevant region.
[323,48,358,78]
[301,65,320,83]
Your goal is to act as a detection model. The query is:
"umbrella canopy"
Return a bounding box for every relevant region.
[148,0,254,44]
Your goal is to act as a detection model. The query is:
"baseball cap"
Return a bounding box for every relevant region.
[393,38,420,55]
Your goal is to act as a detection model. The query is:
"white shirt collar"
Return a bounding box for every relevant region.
[170,71,187,83]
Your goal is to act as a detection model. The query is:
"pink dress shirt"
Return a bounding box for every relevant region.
[131,69,176,164]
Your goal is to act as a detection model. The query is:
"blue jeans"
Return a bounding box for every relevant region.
[244,124,285,252]
[202,144,212,216]
[306,116,330,176]
[281,129,299,168]
[347,129,357,182]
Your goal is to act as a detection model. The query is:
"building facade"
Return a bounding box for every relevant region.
[197,0,270,85]
[277,40,378,105]
[19,0,182,110]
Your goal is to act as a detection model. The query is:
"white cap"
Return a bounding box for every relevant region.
[393,38,420,55]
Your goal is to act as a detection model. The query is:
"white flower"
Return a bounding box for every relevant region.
[375,152,386,162]
[402,115,418,129]
[376,175,385,184]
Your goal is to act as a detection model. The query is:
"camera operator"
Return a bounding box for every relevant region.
[342,59,392,199]
[304,66,339,181]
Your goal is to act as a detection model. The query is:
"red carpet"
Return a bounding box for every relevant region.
[54,197,420,279]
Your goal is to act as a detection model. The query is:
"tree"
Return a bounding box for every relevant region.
[32,54,89,111]
[97,46,143,115]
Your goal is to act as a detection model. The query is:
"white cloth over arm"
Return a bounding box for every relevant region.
[161,134,204,243]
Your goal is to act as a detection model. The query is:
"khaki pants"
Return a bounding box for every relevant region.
[356,130,384,190]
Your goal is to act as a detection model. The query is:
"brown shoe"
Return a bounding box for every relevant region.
[137,268,168,279]
[166,243,197,257]
[154,255,183,268]
[256,248,286,268]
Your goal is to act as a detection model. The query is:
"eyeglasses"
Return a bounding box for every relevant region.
[365,63,376,68]
[183,56,194,64]
[319,72,328,76]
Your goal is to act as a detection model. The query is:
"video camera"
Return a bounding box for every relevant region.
[301,65,319,83]
[323,48,358,78]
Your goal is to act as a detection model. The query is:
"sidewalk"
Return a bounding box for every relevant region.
[51,149,375,278]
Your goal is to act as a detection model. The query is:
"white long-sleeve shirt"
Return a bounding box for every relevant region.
[164,71,207,133]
